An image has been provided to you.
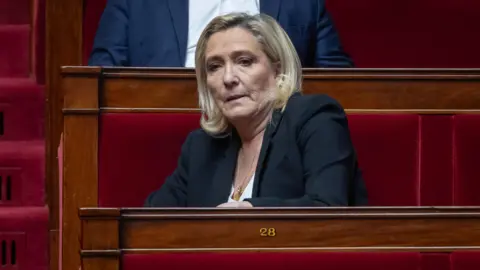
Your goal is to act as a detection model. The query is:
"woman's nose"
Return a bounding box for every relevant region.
[223,64,239,88]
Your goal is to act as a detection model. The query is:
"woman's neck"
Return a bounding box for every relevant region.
[234,111,270,147]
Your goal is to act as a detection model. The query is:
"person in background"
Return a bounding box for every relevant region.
[144,12,367,207]
[89,0,353,68]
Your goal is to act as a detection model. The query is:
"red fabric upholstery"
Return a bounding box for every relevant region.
[0,206,49,270]
[348,114,420,206]
[98,113,480,207]
[453,115,480,205]
[419,116,454,205]
[0,79,45,141]
[0,140,45,206]
[98,113,200,207]
[123,252,421,270]
[0,0,30,24]
[326,0,480,68]
[421,253,452,270]
[451,252,480,270]
[84,0,480,68]
[0,25,29,77]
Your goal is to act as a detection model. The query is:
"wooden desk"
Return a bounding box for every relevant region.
[80,207,480,270]
[60,67,480,270]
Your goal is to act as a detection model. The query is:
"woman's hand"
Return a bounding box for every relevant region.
[217,201,253,208]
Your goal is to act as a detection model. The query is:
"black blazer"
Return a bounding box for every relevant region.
[145,94,368,207]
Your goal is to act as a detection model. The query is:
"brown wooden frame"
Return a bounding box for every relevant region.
[79,207,480,270]
[46,1,84,270]
[61,66,480,270]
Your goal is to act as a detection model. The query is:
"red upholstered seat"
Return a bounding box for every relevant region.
[348,114,420,206]
[101,113,427,207]
[98,113,200,207]
[123,252,421,270]
[451,252,480,270]
[453,115,480,205]
[98,112,480,207]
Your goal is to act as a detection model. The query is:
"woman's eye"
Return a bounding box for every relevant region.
[207,63,221,72]
[238,58,253,66]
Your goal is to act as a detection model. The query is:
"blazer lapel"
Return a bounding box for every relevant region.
[167,0,189,65]
[260,0,282,20]
[208,134,241,206]
[252,109,283,196]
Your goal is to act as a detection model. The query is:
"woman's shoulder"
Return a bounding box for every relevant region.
[183,128,230,151]
[283,93,346,122]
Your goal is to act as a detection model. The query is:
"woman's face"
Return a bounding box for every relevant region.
[204,27,278,122]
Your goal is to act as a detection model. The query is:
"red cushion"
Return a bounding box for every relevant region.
[123,252,420,270]
[98,113,200,207]
[419,116,454,205]
[451,252,480,270]
[348,114,420,206]
[453,115,480,205]
[99,113,424,207]
[421,253,451,270]
[326,0,480,68]
[98,113,480,207]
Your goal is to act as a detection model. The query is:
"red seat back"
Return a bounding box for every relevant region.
[98,113,480,207]
[451,252,480,270]
[98,113,200,207]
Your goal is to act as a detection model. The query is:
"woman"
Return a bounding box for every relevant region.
[145,13,367,208]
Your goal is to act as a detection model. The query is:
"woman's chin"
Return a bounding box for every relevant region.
[223,107,255,122]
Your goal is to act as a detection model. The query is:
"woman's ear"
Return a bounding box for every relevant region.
[272,61,281,77]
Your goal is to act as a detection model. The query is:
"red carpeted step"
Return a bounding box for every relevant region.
[0,78,44,140]
[0,140,44,206]
[0,25,30,77]
[0,0,31,25]
[0,206,48,270]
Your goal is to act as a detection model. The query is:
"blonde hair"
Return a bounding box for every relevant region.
[195,13,302,135]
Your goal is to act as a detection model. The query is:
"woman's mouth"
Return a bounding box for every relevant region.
[225,94,246,102]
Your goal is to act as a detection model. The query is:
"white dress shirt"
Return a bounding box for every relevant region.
[185,0,260,67]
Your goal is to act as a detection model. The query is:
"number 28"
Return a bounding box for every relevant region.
[260,228,276,236]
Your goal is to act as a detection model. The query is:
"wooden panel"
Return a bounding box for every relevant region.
[63,116,99,270]
[47,0,84,226]
[46,1,84,270]
[62,72,100,270]
[83,257,119,270]
[303,80,480,110]
[79,208,480,253]
[61,67,480,110]
[63,73,101,110]
[122,218,479,250]
[49,230,59,270]
[81,209,120,270]
[82,220,119,250]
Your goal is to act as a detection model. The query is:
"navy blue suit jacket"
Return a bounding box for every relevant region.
[89,0,353,67]
[144,94,368,207]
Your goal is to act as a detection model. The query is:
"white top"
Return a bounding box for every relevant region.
[227,173,255,202]
[185,0,260,67]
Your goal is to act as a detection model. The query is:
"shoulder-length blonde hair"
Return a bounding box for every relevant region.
[195,12,302,135]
